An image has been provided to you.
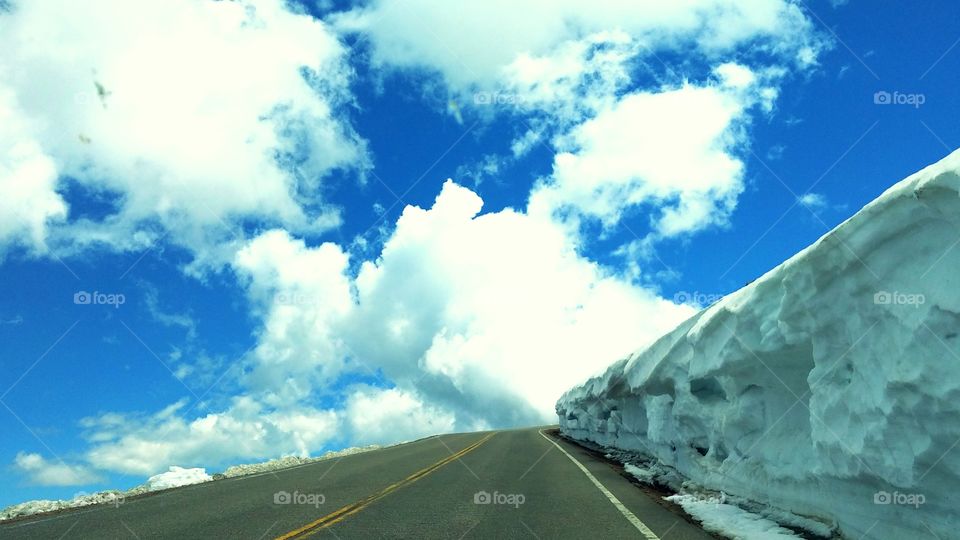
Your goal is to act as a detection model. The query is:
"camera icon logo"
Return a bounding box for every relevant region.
[874,491,891,505]
[874,291,892,305]
[74,291,92,305]
[473,491,491,504]
[873,91,891,105]
[274,491,292,505]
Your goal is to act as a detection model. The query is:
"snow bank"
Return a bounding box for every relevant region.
[0,491,126,522]
[666,494,800,540]
[144,466,212,491]
[0,468,208,522]
[558,149,960,539]
[221,444,380,478]
[1,443,389,522]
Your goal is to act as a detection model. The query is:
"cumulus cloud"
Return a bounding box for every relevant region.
[529,65,770,237]
[335,0,825,248]
[0,88,66,258]
[798,192,828,210]
[81,398,338,475]
[344,387,456,445]
[234,230,354,408]
[14,452,102,486]
[12,181,692,480]
[233,181,694,429]
[334,0,821,96]
[0,0,367,265]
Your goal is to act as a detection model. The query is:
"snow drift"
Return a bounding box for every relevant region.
[558,149,960,539]
[143,466,212,491]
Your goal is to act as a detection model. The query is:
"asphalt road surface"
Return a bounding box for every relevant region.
[0,427,714,539]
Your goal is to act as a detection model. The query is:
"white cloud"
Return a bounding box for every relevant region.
[81,398,338,475]
[767,144,787,160]
[0,0,367,265]
[336,0,825,248]
[344,387,455,445]
[10,180,693,480]
[454,154,503,187]
[0,88,66,257]
[335,0,821,97]
[346,181,694,424]
[0,315,24,325]
[798,192,828,211]
[234,230,354,407]
[14,452,102,486]
[234,181,695,428]
[528,68,764,238]
[501,30,638,130]
[144,286,197,340]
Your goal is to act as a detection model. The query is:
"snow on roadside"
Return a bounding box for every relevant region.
[0,442,389,522]
[0,467,209,523]
[0,491,126,523]
[623,463,656,484]
[619,455,830,539]
[144,466,212,491]
[221,444,381,478]
[667,493,801,540]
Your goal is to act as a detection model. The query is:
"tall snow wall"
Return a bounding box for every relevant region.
[557,149,960,539]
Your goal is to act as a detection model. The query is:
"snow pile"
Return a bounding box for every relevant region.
[558,149,960,539]
[620,452,831,538]
[0,491,125,522]
[667,494,801,540]
[222,455,318,478]
[0,468,208,522]
[0,443,387,522]
[221,444,380,478]
[144,466,212,491]
[623,463,657,484]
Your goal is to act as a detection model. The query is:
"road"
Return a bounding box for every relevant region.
[0,427,714,539]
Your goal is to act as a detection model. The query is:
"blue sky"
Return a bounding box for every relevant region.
[0,0,958,508]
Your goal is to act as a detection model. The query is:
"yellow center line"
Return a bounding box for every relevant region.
[274,432,496,540]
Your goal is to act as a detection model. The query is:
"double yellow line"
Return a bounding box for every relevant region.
[275,432,496,540]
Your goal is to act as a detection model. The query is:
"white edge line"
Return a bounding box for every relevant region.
[538,429,660,540]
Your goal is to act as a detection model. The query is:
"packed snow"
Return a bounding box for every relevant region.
[666,494,800,540]
[0,443,385,522]
[0,467,209,523]
[558,149,960,539]
[621,449,831,538]
[144,466,212,491]
[0,491,127,523]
